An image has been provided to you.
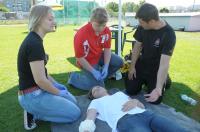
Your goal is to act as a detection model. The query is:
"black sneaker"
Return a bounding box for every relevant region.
[24,110,37,130]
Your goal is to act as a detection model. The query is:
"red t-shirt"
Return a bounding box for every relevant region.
[74,22,111,66]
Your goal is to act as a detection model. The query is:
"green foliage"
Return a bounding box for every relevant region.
[0,4,9,12]
[122,2,136,15]
[106,0,146,17]
[160,7,169,13]
[106,2,118,17]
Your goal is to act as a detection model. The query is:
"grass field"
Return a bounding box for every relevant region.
[0,25,200,131]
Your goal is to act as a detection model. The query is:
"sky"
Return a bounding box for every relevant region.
[95,0,200,7]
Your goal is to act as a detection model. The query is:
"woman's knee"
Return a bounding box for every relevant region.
[71,106,81,121]
[64,105,81,122]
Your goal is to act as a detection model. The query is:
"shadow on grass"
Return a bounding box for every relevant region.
[1,75,199,131]
[66,57,76,67]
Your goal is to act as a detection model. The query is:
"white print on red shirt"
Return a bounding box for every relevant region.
[101,34,109,44]
[83,40,89,57]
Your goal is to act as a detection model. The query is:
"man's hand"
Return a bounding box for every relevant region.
[144,88,162,102]
[101,64,109,79]
[91,69,102,81]
[122,99,144,112]
[128,67,136,80]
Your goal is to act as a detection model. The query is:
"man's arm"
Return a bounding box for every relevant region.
[77,57,94,72]
[156,54,171,94]
[103,48,111,65]
[145,54,171,102]
[128,41,142,80]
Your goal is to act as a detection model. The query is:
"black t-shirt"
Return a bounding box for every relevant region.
[17,32,48,90]
[133,23,176,74]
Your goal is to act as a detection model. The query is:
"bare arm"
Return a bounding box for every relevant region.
[130,41,142,68]
[79,108,97,132]
[128,41,142,79]
[155,54,171,95]
[86,109,98,121]
[103,48,111,65]
[77,57,94,72]
[144,55,171,102]
[30,60,59,95]
[47,75,56,83]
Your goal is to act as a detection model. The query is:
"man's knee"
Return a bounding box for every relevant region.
[125,87,141,96]
[149,96,163,105]
[125,77,141,96]
[110,54,123,68]
[116,57,124,68]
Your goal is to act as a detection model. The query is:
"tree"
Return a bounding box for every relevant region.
[106,2,118,17]
[106,2,118,12]
[134,0,146,12]
[160,7,169,13]
[122,2,136,15]
[0,4,9,12]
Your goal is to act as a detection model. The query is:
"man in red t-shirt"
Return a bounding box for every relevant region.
[68,7,123,90]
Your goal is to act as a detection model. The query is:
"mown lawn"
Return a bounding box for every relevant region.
[0,25,199,131]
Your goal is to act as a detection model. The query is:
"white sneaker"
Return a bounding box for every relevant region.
[24,110,37,130]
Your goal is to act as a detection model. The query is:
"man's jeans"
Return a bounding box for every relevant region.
[68,53,123,90]
[117,110,187,132]
[18,84,81,123]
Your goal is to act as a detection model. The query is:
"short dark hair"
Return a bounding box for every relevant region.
[90,7,108,24]
[88,87,95,100]
[135,3,159,22]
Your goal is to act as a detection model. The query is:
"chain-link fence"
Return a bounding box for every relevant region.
[54,0,98,25]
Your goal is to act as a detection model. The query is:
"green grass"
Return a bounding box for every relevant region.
[0,25,200,131]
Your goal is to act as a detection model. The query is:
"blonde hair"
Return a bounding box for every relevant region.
[90,7,108,24]
[28,5,52,32]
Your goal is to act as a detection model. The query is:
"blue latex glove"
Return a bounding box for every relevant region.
[101,64,109,79]
[58,90,68,98]
[53,82,67,91]
[91,68,102,81]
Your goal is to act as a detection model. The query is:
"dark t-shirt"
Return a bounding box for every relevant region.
[133,23,176,75]
[17,32,48,90]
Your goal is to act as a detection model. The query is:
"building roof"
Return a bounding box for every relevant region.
[125,12,200,17]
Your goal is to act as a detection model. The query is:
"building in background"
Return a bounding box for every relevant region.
[125,12,200,31]
[2,0,30,12]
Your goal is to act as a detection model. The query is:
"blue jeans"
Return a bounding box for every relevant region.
[68,53,123,90]
[117,111,186,132]
[18,85,81,123]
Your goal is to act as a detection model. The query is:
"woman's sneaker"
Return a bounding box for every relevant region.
[24,110,37,130]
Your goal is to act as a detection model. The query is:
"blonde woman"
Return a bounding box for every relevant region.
[17,5,80,130]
